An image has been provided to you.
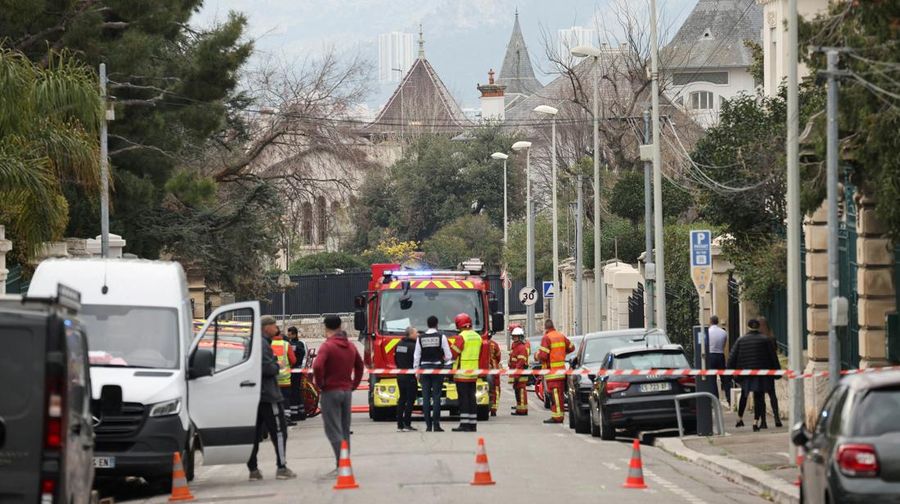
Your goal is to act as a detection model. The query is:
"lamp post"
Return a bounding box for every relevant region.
[512,140,534,338]
[533,105,559,320]
[649,0,667,332]
[492,151,511,347]
[571,45,603,332]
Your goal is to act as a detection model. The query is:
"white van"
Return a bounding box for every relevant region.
[28,259,263,490]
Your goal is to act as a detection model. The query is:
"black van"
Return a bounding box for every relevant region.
[0,285,96,504]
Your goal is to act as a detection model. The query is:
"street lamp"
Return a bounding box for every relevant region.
[511,140,534,339]
[571,44,604,332]
[491,151,511,347]
[533,104,559,321]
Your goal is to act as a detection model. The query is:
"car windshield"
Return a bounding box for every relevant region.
[852,387,900,436]
[379,289,483,334]
[614,351,690,370]
[79,305,179,369]
[582,333,669,365]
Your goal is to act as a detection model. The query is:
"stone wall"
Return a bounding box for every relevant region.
[803,203,831,424]
[855,194,896,367]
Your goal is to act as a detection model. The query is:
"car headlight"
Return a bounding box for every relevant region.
[475,384,488,397]
[149,399,181,417]
[376,386,396,399]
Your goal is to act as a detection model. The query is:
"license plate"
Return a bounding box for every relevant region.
[639,382,671,393]
[93,456,116,468]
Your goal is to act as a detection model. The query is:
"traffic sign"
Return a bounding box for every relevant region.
[542,281,556,299]
[518,286,538,306]
[689,230,713,295]
[500,270,512,290]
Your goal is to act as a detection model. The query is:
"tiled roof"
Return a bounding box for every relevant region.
[497,12,543,96]
[663,0,763,69]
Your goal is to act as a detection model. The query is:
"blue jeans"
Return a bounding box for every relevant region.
[419,374,444,428]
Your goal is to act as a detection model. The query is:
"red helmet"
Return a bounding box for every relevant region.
[454,313,473,330]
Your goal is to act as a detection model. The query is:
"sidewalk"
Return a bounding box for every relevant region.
[653,403,800,504]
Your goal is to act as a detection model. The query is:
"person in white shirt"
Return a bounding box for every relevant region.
[707,316,732,405]
[413,315,453,432]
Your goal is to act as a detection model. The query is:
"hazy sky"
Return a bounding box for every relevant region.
[192,0,699,109]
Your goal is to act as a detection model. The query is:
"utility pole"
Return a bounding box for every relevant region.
[650,0,666,332]
[99,63,110,258]
[526,147,535,339]
[592,57,603,333]
[786,0,804,452]
[551,114,558,321]
[643,109,655,328]
[575,175,584,336]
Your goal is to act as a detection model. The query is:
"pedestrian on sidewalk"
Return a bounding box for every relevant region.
[395,326,418,432]
[287,326,307,421]
[728,319,780,431]
[707,316,732,406]
[414,315,452,432]
[758,317,783,427]
[247,316,296,481]
[313,316,364,475]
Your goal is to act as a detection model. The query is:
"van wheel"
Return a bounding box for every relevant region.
[184,438,196,482]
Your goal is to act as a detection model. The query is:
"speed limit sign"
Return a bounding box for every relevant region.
[518,286,538,306]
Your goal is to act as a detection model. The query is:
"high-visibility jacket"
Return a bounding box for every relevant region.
[508,340,529,383]
[485,337,502,369]
[271,338,294,387]
[451,329,484,382]
[536,329,574,381]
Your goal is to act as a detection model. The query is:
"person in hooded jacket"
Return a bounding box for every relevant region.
[728,319,780,431]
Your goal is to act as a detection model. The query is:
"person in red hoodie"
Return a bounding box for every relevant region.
[312,315,364,477]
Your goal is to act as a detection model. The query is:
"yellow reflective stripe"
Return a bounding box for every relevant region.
[515,355,527,360]
[463,281,474,288]
[538,346,549,353]
[551,361,565,368]
[550,342,566,348]
[448,280,462,289]
[389,281,400,289]
[417,280,430,288]
[432,280,446,288]
[384,338,401,353]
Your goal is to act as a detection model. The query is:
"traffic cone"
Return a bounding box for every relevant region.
[622,439,648,489]
[168,452,194,501]
[333,440,359,490]
[470,437,496,486]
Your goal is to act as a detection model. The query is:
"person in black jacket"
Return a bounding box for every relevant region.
[395,326,418,432]
[287,326,307,421]
[247,316,296,480]
[728,319,780,431]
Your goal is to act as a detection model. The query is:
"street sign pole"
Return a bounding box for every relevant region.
[690,230,714,436]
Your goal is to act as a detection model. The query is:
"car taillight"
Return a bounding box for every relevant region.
[41,479,55,503]
[678,377,696,387]
[45,378,63,449]
[606,381,630,395]
[837,444,879,477]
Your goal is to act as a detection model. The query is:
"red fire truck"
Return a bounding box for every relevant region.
[353,259,504,421]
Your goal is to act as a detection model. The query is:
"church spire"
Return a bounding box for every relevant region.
[497,10,542,96]
[418,24,425,59]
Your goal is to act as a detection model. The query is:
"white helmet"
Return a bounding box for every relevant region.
[511,326,525,337]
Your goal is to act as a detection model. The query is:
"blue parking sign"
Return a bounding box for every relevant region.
[542,281,555,299]
[690,230,712,267]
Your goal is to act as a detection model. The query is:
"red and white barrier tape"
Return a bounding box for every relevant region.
[292,365,900,379]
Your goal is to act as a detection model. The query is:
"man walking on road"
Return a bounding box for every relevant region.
[247,316,296,481]
[395,326,418,432]
[450,313,488,432]
[313,315,364,475]
[271,328,297,426]
[707,316,732,406]
[508,326,529,415]
[536,319,574,424]
[414,315,452,432]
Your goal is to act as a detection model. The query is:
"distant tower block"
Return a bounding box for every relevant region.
[477,69,506,122]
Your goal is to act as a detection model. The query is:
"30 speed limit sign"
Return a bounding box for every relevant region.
[518,286,538,306]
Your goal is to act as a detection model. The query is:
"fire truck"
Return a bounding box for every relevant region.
[353,259,504,421]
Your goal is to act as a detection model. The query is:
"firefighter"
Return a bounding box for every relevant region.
[450,313,486,432]
[508,326,529,415]
[484,330,502,416]
[535,319,574,424]
[271,328,297,426]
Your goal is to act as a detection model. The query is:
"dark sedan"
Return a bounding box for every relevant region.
[566,329,670,434]
[588,345,697,440]
[792,371,900,504]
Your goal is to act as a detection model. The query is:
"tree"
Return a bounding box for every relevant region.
[504,215,553,282]
[0,48,102,261]
[288,252,366,275]
[422,215,503,269]
[608,170,693,224]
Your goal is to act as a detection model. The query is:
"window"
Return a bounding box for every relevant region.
[852,387,900,436]
[378,289,484,334]
[301,201,313,245]
[815,386,846,435]
[690,91,714,110]
[197,308,253,373]
[613,350,690,370]
[316,196,327,245]
[80,305,180,369]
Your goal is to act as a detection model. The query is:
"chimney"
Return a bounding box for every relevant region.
[477,69,506,122]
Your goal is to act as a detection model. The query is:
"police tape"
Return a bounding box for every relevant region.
[291,365,900,379]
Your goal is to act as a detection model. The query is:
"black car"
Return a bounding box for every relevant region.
[566,329,670,433]
[588,344,696,440]
[791,371,900,504]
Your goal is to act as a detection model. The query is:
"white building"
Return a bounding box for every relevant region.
[378,31,415,83]
[662,0,763,128]
[557,26,596,57]
[756,0,830,96]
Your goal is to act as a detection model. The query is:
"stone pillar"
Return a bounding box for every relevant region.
[558,259,576,337]
[855,194,896,368]
[85,234,126,258]
[37,241,69,260]
[0,226,12,295]
[803,203,830,425]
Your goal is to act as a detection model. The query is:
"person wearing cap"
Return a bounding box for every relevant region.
[728,318,780,431]
[508,325,529,415]
[247,315,296,481]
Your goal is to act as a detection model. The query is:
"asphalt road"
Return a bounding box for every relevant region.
[111,381,768,504]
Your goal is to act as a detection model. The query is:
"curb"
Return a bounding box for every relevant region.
[653,437,799,504]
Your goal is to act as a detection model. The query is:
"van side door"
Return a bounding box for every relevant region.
[187,302,261,465]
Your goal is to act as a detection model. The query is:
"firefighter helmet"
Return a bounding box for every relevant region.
[454,313,473,330]
[510,325,525,338]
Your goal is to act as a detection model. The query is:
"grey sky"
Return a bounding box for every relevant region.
[192,0,698,109]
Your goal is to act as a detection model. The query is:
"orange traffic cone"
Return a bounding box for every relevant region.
[470,437,496,486]
[622,439,648,489]
[333,440,359,490]
[168,452,194,501]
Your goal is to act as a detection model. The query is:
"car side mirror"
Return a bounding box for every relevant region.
[791,421,811,447]
[353,294,366,309]
[488,292,499,313]
[354,310,367,332]
[568,356,578,368]
[189,348,215,379]
[491,312,504,333]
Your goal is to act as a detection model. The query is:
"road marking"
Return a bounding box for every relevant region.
[602,462,619,471]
